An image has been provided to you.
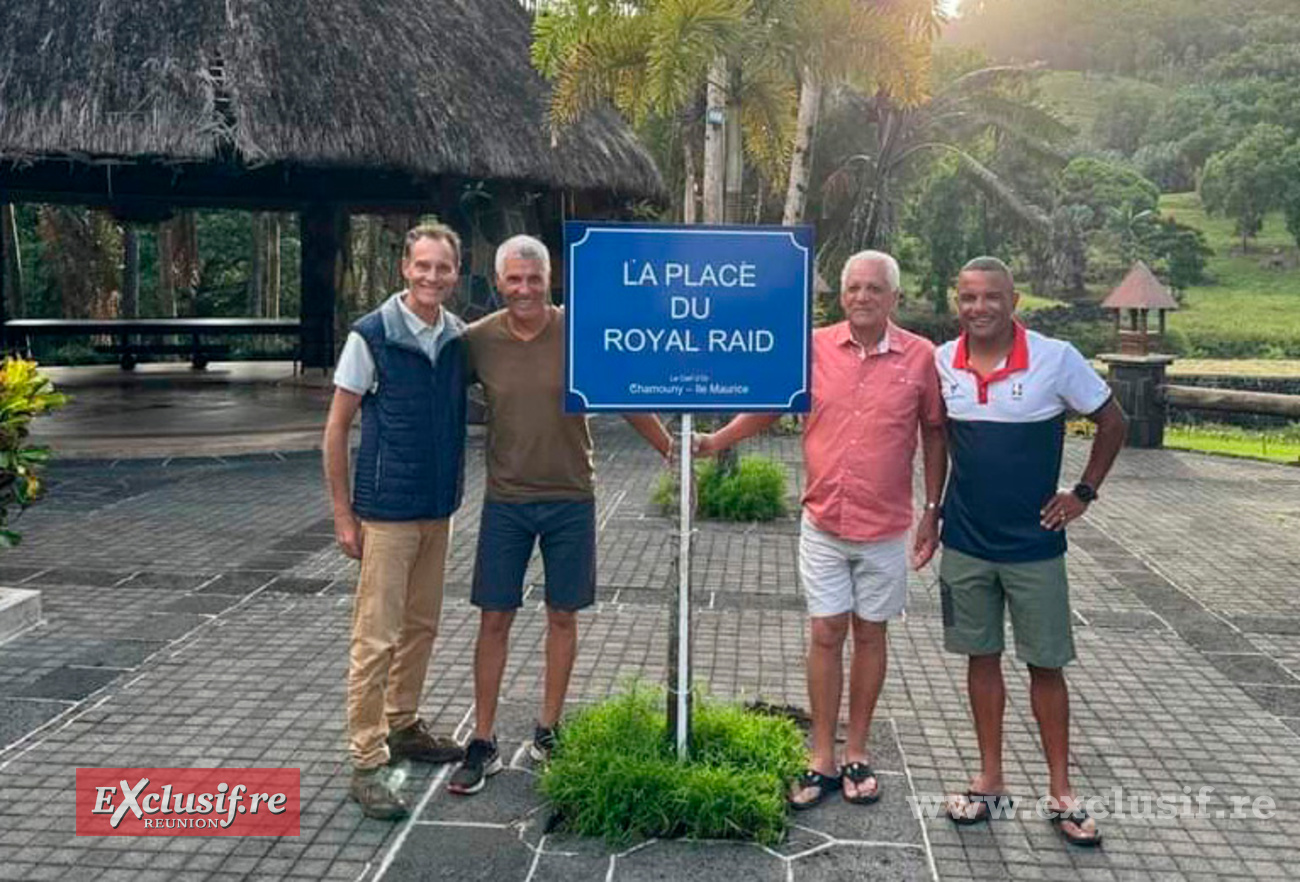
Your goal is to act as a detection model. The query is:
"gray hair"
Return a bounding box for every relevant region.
[841,250,901,293]
[960,256,1014,288]
[495,234,551,278]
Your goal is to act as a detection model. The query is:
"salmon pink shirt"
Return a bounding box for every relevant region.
[802,321,945,542]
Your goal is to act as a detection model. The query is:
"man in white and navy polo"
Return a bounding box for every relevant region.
[936,257,1126,847]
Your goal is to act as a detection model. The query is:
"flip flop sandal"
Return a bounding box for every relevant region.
[788,768,841,811]
[946,791,1009,825]
[1049,806,1103,847]
[841,761,881,805]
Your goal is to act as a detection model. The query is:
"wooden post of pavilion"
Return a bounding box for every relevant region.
[299,204,347,371]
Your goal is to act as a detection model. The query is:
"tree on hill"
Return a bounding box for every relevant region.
[1137,215,1212,296]
[1056,157,1160,227]
[1200,123,1291,251]
[1281,141,1300,253]
[813,63,1066,271]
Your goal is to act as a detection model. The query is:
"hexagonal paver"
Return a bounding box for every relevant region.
[791,843,928,881]
[383,824,533,882]
[614,840,785,882]
[422,769,545,827]
[780,780,922,846]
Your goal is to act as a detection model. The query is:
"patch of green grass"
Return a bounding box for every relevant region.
[1090,358,1300,378]
[653,455,790,521]
[1016,292,1068,312]
[539,685,806,845]
[1165,359,1300,378]
[1159,193,1300,358]
[1164,422,1300,465]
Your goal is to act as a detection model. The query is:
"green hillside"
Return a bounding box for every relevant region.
[1160,192,1300,357]
[1034,71,1170,139]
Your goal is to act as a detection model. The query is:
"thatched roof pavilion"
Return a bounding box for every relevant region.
[0,0,664,365]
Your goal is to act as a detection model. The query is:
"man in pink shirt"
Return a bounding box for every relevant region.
[695,250,947,807]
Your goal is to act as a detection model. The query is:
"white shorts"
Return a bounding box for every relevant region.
[798,512,908,622]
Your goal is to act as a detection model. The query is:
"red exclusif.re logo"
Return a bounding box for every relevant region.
[76,768,300,837]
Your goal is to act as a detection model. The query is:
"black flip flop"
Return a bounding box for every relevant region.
[788,768,841,811]
[946,790,1010,825]
[1049,806,1103,847]
[841,761,881,805]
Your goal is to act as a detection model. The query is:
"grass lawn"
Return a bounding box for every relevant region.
[1159,192,1300,357]
[1016,292,1066,312]
[1164,423,1300,466]
[1089,358,1300,377]
[1166,359,1300,378]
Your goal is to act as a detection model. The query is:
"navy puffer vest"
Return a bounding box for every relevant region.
[351,296,468,521]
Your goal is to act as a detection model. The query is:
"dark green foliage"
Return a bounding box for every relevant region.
[8,206,302,323]
[1200,123,1293,250]
[539,685,805,845]
[696,456,788,521]
[652,455,789,522]
[1281,143,1300,251]
[1136,216,1213,294]
[1056,158,1160,232]
[1018,302,1119,358]
[1092,86,1158,155]
[1131,142,1194,193]
[910,161,979,313]
[896,309,959,346]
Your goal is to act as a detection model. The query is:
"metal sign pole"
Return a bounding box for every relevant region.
[675,413,693,760]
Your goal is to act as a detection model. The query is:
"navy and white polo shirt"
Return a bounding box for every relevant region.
[936,323,1112,563]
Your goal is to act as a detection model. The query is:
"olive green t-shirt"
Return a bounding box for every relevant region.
[466,306,594,501]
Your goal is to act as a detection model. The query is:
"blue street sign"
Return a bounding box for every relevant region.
[564,222,813,413]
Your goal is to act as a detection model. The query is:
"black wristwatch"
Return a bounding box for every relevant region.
[1071,482,1098,503]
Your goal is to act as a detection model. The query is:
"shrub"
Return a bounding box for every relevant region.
[653,455,790,521]
[0,358,67,546]
[697,456,788,521]
[539,684,805,845]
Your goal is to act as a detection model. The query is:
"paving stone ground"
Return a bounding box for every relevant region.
[1,418,1299,880]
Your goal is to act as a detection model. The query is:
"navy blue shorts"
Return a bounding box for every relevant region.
[471,499,596,611]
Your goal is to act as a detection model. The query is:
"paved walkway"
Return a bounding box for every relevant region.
[1,419,1298,881]
[30,362,333,459]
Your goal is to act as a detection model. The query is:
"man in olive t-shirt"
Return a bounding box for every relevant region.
[448,235,672,795]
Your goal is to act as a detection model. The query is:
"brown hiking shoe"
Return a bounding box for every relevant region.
[387,719,464,764]
[349,766,410,820]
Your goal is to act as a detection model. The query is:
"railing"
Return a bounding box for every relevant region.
[1163,385,1300,420]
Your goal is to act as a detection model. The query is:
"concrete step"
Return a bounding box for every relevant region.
[0,587,41,644]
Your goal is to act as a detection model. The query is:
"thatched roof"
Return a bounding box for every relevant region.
[1102,261,1180,311]
[0,0,664,204]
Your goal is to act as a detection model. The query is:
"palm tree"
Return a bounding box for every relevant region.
[532,0,750,222]
[816,65,1070,273]
[765,0,943,225]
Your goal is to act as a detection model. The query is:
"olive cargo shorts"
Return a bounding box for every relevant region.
[939,546,1075,668]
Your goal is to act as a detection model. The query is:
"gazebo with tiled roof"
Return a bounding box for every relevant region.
[1102,261,1179,356]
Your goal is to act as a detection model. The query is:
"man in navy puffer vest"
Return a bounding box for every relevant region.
[323,223,468,820]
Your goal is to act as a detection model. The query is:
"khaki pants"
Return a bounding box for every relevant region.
[347,518,451,770]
